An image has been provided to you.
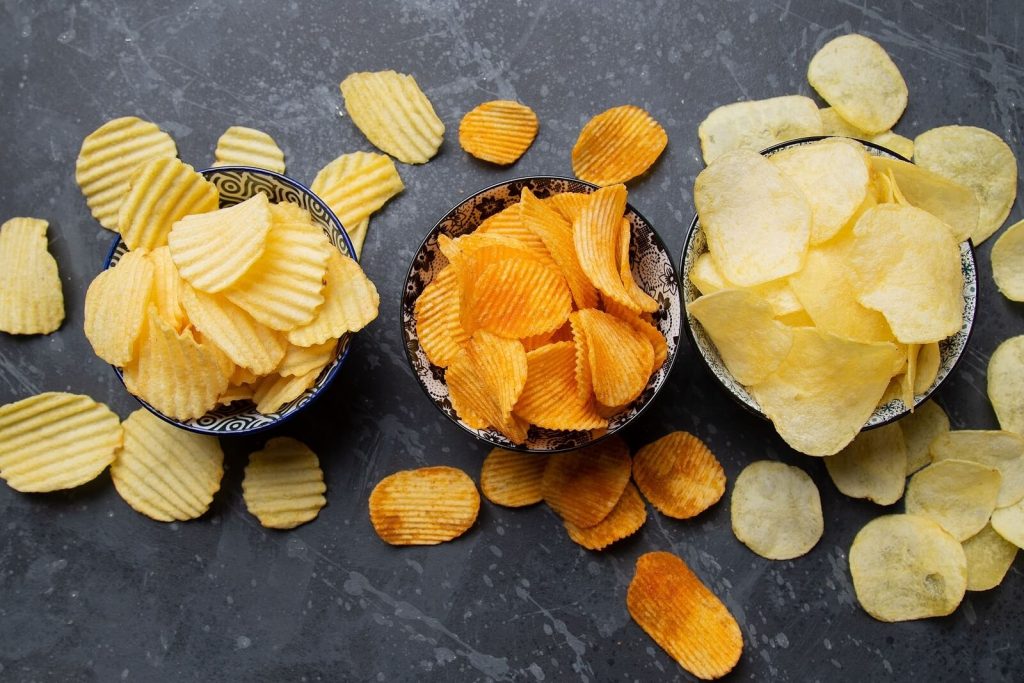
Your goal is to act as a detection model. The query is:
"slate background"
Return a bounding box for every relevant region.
[1,0,1022,680]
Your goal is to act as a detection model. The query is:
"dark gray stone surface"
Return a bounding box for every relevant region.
[1,0,1022,680]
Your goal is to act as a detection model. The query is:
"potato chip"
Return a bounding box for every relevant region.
[212,126,285,173]
[520,188,598,310]
[369,466,479,545]
[217,383,255,406]
[117,157,219,251]
[459,100,538,165]
[568,312,593,402]
[111,409,224,522]
[991,497,1024,549]
[867,157,977,243]
[544,192,590,223]
[479,448,548,508]
[572,105,667,185]
[0,217,64,335]
[627,551,743,679]
[694,149,811,286]
[807,34,908,134]
[618,218,660,313]
[276,340,336,378]
[697,95,823,164]
[252,368,320,415]
[542,437,631,528]
[914,125,1017,244]
[992,220,1024,301]
[447,331,528,442]
[75,117,178,230]
[340,70,444,164]
[906,460,1001,541]
[899,400,950,475]
[576,309,653,407]
[230,365,259,386]
[84,249,154,366]
[930,430,1024,508]
[168,192,273,293]
[913,342,940,395]
[461,252,571,339]
[818,108,914,158]
[620,313,668,374]
[415,265,469,368]
[287,250,379,347]
[565,482,646,550]
[632,431,725,520]
[689,252,728,296]
[181,285,286,376]
[825,423,907,504]
[345,218,371,260]
[962,524,1018,591]
[145,246,187,332]
[310,152,404,236]
[0,392,121,493]
[242,437,326,529]
[730,460,823,560]
[573,184,641,310]
[513,342,606,431]
[849,514,966,622]
[988,335,1024,435]
[689,252,800,318]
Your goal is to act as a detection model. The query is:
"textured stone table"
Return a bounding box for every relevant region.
[1,1,1021,680]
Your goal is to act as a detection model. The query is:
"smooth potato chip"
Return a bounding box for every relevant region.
[146,246,187,332]
[913,342,941,395]
[690,252,800,318]
[576,308,653,407]
[574,184,641,310]
[572,105,667,185]
[461,252,571,339]
[868,157,977,242]
[514,342,606,431]
[962,524,1018,591]
[459,100,538,165]
[899,400,950,475]
[905,459,1001,541]
[415,265,469,368]
[731,460,823,560]
[633,431,725,520]
[117,157,219,251]
[697,95,823,164]
[242,437,326,529]
[276,340,336,378]
[521,188,598,310]
[369,466,480,545]
[992,220,1024,301]
[212,126,285,173]
[181,285,286,376]
[689,252,728,295]
[930,430,1024,508]
[252,368,320,415]
[287,250,379,347]
[825,423,907,504]
[991,498,1024,549]
[542,437,631,528]
[565,482,646,551]
[0,217,64,335]
[310,152,404,240]
[988,335,1024,435]
[84,249,154,366]
[819,108,914,158]
[479,448,548,508]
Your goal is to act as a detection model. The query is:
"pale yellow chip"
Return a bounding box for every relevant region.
[286,250,379,347]
[0,217,64,335]
[0,392,121,493]
[849,514,966,622]
[513,341,606,431]
[930,430,1024,508]
[111,409,224,522]
[75,117,178,230]
[310,152,404,243]
[84,249,154,366]
[913,342,941,395]
[117,157,219,251]
[479,448,548,508]
[991,497,1024,549]
[989,335,1024,436]
[899,400,950,475]
[346,218,371,260]
[168,192,273,293]
[521,188,598,310]
[819,108,914,158]
[252,368,320,415]
[992,220,1024,301]
[690,251,801,318]
[905,459,1001,541]
[824,423,907,504]
[146,246,187,332]
[697,95,823,164]
[565,482,647,551]
[459,100,538,165]
[415,264,469,368]
[914,125,1018,244]
[731,460,823,560]
[212,126,285,173]
[962,524,1018,591]
[242,437,326,529]
[369,466,480,545]
[340,70,444,164]
[276,340,336,378]
[807,34,908,134]
[217,383,255,406]
[868,157,977,242]
[694,149,811,286]
[572,105,668,185]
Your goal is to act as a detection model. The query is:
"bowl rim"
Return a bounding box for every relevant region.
[400,174,682,454]
[680,135,979,431]
[103,164,355,436]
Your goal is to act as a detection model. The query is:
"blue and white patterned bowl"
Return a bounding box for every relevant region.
[401,176,683,453]
[681,137,978,431]
[104,166,355,435]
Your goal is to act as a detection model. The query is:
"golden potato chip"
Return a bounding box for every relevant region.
[573,184,641,310]
[340,70,444,164]
[514,342,606,431]
[689,252,727,295]
[117,157,219,251]
[849,514,966,622]
[825,423,907,504]
[287,250,379,347]
[988,335,1024,435]
[75,116,178,230]
[475,203,536,244]
[992,220,1024,301]
[617,218,660,313]
[0,217,64,335]
[689,252,800,318]
[168,192,273,293]
[84,249,154,366]
[807,34,908,134]
[230,365,259,386]
[991,498,1024,549]
[731,460,823,560]
[146,246,187,332]
[181,285,286,376]
[252,368,320,415]
[0,392,121,493]
[369,466,479,545]
[459,100,538,165]
[520,188,598,310]
[694,149,811,286]
[447,331,528,442]
[479,448,548,508]
[914,125,1017,244]
[276,340,336,378]
[310,152,404,238]
[544,192,590,223]
[541,437,631,528]
[576,309,653,407]
[697,95,823,164]
[415,265,469,368]
[633,431,725,520]
[627,551,743,679]
[461,252,571,339]
[242,437,326,529]
[905,459,1001,541]
[565,482,646,550]
[819,108,914,158]
[111,409,224,522]
[572,105,667,185]
[212,126,285,173]
[217,383,255,406]
[346,218,371,260]
[568,312,593,402]
[930,430,1024,508]
[900,400,950,475]
[962,524,1018,591]
[868,157,977,242]
[913,342,941,395]
[620,313,668,374]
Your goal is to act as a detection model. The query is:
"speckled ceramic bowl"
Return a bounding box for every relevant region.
[105,166,355,435]
[681,136,978,430]
[401,176,683,453]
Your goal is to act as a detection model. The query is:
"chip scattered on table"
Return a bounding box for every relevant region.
[368,466,480,545]
[459,100,538,165]
[824,422,907,504]
[899,400,950,475]
[542,437,632,528]
[565,482,647,551]
[242,437,326,529]
[213,126,285,174]
[929,430,1024,508]
[479,448,548,508]
[632,431,725,519]
[572,105,667,185]
[905,459,1001,541]
[697,95,823,164]
[0,217,64,335]
[988,336,1024,436]
[731,460,823,560]
[992,220,1024,302]
[962,524,1018,591]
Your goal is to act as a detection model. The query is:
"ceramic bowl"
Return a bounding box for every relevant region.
[105,166,355,435]
[681,136,978,430]
[401,176,683,453]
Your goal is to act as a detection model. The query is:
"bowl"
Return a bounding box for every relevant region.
[105,165,356,435]
[401,176,683,453]
[681,136,978,430]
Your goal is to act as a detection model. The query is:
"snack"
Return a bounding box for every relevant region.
[905,460,1001,541]
[929,431,1024,508]
[242,437,326,529]
[730,460,823,560]
[991,498,1024,549]
[276,341,336,378]
[575,309,653,407]
[252,368,322,414]
[117,157,219,251]
[988,336,1024,434]
[368,466,480,545]
[287,250,380,347]
[514,342,605,430]
[818,107,914,159]
[992,220,1024,301]
[697,95,823,164]
[867,156,977,242]
[632,431,725,519]
[0,217,64,335]
[147,246,188,331]
[446,331,528,443]
[84,249,154,366]
[824,423,907,504]
[459,100,538,165]
[213,126,285,173]
[479,448,548,507]
[898,400,950,475]
[962,524,1018,591]
[572,105,667,185]
[565,482,646,550]
[414,265,468,368]
[542,437,631,528]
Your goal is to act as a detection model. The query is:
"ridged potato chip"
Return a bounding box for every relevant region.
[514,341,606,431]
[0,217,64,335]
[988,335,1024,435]
[479,448,548,508]
[572,105,667,185]
[310,152,404,238]
[415,265,469,367]
[825,423,907,504]
[180,284,286,375]
[146,246,187,331]
[345,218,371,260]
[991,498,1024,549]
[287,250,379,347]
[899,400,950,475]
[475,203,541,248]
[627,551,743,679]
[962,524,1018,591]
[117,157,219,251]
[168,192,273,293]
[617,218,659,313]
[447,331,528,442]
[217,383,255,406]
[369,466,480,545]
[698,95,823,164]
[929,430,1024,508]
[340,70,444,164]
[276,340,336,378]
[574,184,640,309]
[541,437,631,528]
[992,220,1024,301]
[242,437,326,529]
[905,459,1001,541]
[731,460,823,560]
[544,192,590,223]
[565,482,646,550]
[459,100,538,165]
[84,249,154,366]
[75,117,178,230]
[807,34,908,134]
[252,368,320,415]
[520,188,598,310]
[568,313,592,402]
[230,365,259,386]
[0,392,121,493]
[819,108,914,159]
[633,431,725,520]
[111,409,224,522]
[868,157,977,242]
[576,309,653,407]
[212,126,285,173]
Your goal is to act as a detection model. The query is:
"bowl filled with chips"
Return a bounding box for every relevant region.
[402,176,682,453]
[682,136,977,456]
